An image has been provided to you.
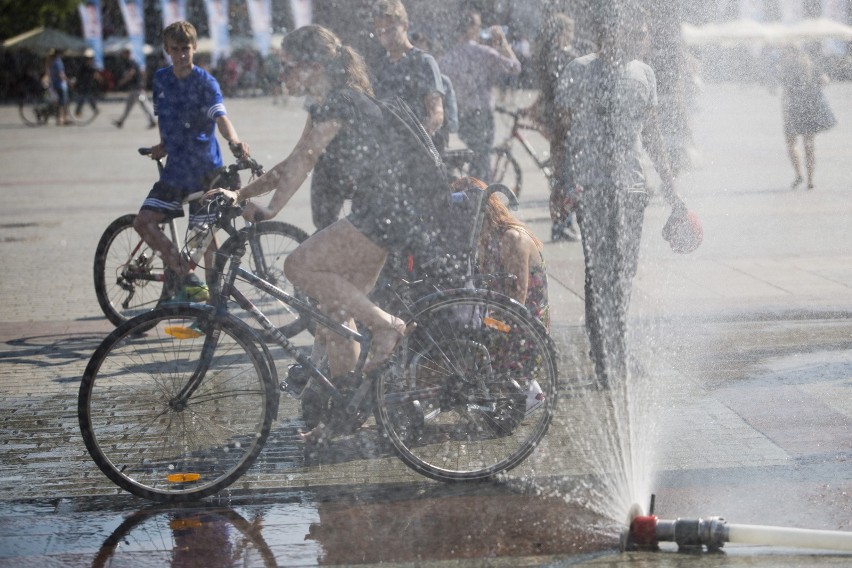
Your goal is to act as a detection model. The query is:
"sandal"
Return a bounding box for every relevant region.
[299,423,332,447]
[364,321,416,373]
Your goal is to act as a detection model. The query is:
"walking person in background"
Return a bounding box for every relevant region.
[775,44,836,191]
[528,13,583,242]
[46,48,70,126]
[555,7,692,390]
[371,0,445,153]
[439,8,520,181]
[113,48,157,129]
[74,49,101,119]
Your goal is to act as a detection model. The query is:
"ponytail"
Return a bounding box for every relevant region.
[334,44,374,96]
[282,25,373,96]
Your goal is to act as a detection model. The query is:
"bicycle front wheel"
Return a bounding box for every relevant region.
[94,214,170,327]
[375,289,557,482]
[490,148,522,198]
[213,221,311,338]
[78,306,277,502]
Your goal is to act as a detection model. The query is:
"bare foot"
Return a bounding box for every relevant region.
[299,423,330,446]
[791,175,803,189]
[364,319,416,372]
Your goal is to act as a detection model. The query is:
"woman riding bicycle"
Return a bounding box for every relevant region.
[206,25,431,443]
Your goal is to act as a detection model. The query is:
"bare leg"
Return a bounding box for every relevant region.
[284,219,405,376]
[785,134,803,188]
[803,135,816,189]
[133,209,188,276]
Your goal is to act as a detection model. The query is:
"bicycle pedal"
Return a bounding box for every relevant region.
[281,364,312,398]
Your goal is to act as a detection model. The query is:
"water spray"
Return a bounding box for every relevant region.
[621,495,852,553]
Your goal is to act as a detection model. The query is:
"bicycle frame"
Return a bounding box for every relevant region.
[494,108,553,178]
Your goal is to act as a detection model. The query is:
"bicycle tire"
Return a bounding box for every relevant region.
[78,305,277,502]
[490,148,523,198]
[18,98,50,127]
[94,214,172,327]
[68,102,99,126]
[213,221,312,338]
[91,505,278,568]
[375,289,557,482]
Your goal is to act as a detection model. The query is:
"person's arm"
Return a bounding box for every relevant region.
[422,91,444,136]
[497,229,531,304]
[207,116,341,221]
[215,114,249,158]
[488,27,521,76]
[642,105,683,211]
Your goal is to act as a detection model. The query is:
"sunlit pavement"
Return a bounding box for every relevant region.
[0,82,851,566]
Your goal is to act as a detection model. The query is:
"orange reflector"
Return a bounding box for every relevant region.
[170,518,203,530]
[167,472,201,483]
[483,316,511,333]
[164,326,204,339]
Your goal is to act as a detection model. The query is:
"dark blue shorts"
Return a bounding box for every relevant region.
[140,181,209,227]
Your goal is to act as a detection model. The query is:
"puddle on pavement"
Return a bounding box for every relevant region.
[0,485,617,566]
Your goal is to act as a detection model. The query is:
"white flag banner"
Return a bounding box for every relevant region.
[204,0,231,64]
[289,0,313,30]
[160,0,186,28]
[79,0,105,69]
[247,0,273,56]
[118,0,146,69]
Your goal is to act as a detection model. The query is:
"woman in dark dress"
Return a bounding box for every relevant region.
[778,45,836,191]
[206,26,424,443]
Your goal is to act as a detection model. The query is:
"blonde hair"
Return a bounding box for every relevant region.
[163,21,198,47]
[451,177,543,251]
[281,25,373,95]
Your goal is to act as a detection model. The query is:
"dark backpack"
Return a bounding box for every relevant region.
[368,96,478,301]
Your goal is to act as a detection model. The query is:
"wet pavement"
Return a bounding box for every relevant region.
[1,82,851,566]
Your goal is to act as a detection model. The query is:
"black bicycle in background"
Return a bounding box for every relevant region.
[78,184,558,502]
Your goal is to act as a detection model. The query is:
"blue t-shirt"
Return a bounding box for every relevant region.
[153,66,227,190]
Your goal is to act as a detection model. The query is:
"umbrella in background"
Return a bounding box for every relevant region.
[1,26,88,56]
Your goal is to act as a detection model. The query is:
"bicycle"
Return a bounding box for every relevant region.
[18,85,98,127]
[93,148,311,337]
[78,183,558,502]
[490,106,556,198]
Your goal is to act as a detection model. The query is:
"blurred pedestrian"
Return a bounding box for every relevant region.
[371,0,445,153]
[46,48,69,126]
[776,44,836,191]
[555,7,692,389]
[528,13,582,242]
[439,9,521,181]
[113,48,156,129]
[73,49,101,119]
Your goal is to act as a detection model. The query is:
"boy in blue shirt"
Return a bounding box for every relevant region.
[133,21,249,301]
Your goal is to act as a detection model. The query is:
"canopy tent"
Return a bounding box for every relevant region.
[103,36,154,56]
[683,18,852,46]
[1,26,88,56]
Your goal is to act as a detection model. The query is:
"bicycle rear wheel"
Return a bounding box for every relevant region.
[213,221,312,338]
[94,214,170,327]
[69,102,99,126]
[490,148,522,198]
[78,305,277,502]
[19,98,50,127]
[375,289,557,482]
